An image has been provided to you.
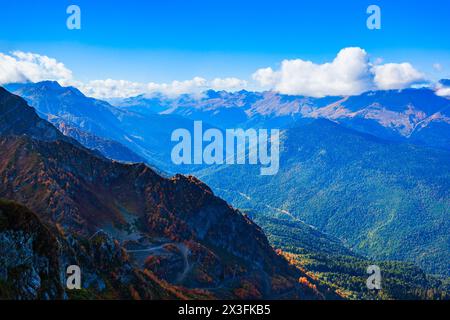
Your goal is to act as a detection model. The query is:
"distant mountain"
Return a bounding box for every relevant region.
[317,89,450,150]
[198,119,450,276]
[111,88,450,150]
[7,81,127,141]
[6,82,200,173]
[111,90,340,129]
[55,121,145,163]
[12,82,449,167]
[110,93,175,115]
[0,86,332,299]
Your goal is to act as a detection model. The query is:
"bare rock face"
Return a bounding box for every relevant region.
[0,199,64,299]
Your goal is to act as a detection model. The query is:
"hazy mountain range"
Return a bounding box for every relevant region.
[112,85,450,151]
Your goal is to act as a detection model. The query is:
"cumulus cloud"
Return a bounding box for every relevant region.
[372,63,424,90]
[252,47,425,97]
[435,80,450,97]
[0,51,72,84]
[147,77,247,96]
[0,50,248,98]
[0,49,430,99]
[71,76,247,99]
[147,77,208,97]
[69,79,148,99]
[252,67,280,87]
[436,87,450,97]
[210,77,248,91]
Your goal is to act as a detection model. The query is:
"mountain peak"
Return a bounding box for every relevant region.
[0,86,77,143]
[36,80,62,89]
[6,81,86,98]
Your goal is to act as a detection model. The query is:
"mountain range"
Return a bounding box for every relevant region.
[0,86,335,299]
[8,81,450,172]
[108,85,450,276]
[112,86,450,151]
[1,82,449,299]
[197,118,450,276]
[6,81,197,173]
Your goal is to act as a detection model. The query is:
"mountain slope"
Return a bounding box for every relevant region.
[240,209,448,300]
[198,119,450,276]
[55,121,146,163]
[0,86,332,299]
[0,199,196,300]
[321,89,450,150]
[7,82,200,173]
[0,87,74,143]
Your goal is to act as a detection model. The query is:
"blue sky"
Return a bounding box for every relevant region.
[0,0,449,97]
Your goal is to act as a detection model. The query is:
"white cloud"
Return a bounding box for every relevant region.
[147,77,208,97]
[71,76,248,99]
[373,63,424,90]
[0,48,430,99]
[0,51,72,84]
[0,50,248,98]
[436,87,450,97]
[435,80,450,97]
[252,47,425,97]
[252,67,279,87]
[210,77,248,91]
[72,79,148,99]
